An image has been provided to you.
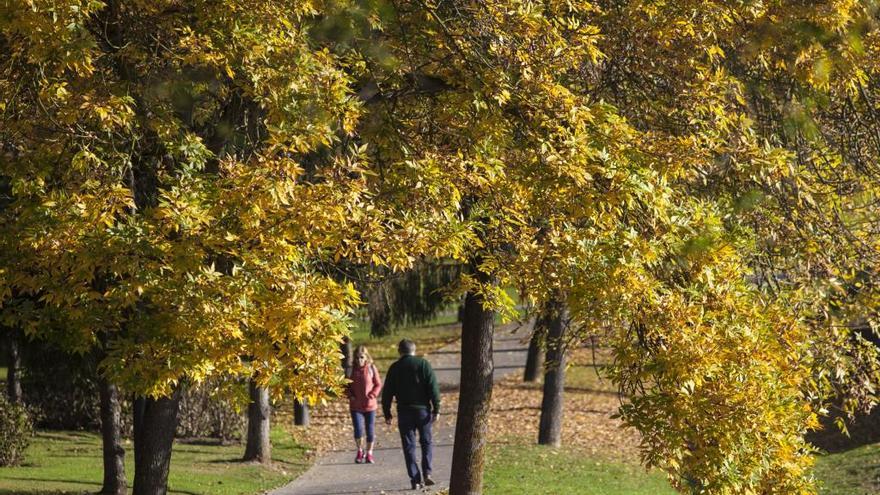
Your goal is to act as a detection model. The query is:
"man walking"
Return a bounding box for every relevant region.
[382,339,441,490]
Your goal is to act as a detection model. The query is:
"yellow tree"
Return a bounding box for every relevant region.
[586,0,880,492]
[3,2,876,495]
[342,1,870,493]
[331,2,801,493]
[0,1,455,493]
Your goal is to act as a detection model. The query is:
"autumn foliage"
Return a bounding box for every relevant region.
[3,1,880,494]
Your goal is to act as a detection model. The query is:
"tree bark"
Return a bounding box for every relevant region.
[6,334,22,404]
[523,316,546,383]
[367,284,391,337]
[538,297,568,447]
[340,337,353,378]
[99,378,127,495]
[132,389,182,495]
[243,379,271,463]
[450,276,496,495]
[294,399,310,426]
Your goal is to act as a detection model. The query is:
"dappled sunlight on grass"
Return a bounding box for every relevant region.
[815,443,880,495]
[0,427,309,495]
[484,442,675,495]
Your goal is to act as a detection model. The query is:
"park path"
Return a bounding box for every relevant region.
[270,323,529,495]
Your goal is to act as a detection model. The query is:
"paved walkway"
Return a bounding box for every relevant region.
[270,324,529,495]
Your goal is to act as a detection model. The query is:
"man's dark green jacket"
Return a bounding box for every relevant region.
[381,354,440,418]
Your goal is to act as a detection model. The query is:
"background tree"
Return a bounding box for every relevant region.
[243,377,271,464]
[360,261,462,337]
[536,295,568,447]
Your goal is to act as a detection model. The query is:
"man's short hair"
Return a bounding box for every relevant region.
[398,339,416,356]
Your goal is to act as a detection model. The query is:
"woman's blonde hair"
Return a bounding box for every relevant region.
[353,345,373,365]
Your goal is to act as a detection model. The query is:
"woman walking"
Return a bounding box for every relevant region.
[348,345,382,463]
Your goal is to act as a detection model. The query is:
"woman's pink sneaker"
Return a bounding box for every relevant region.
[365,452,374,464]
[355,449,364,464]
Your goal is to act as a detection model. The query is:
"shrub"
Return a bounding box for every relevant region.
[20,341,100,430]
[19,341,243,440]
[176,378,247,442]
[0,394,34,466]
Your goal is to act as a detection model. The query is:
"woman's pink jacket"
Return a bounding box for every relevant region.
[348,363,383,412]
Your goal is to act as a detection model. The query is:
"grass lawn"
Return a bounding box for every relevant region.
[0,427,309,495]
[482,349,673,494]
[484,442,676,495]
[815,443,880,495]
[0,366,7,381]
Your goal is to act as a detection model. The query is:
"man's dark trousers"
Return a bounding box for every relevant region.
[397,407,432,484]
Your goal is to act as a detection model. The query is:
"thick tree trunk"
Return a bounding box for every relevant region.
[243,379,271,463]
[5,334,22,404]
[132,389,182,495]
[340,337,353,378]
[523,316,547,383]
[367,284,391,337]
[450,279,496,495]
[538,297,568,447]
[294,399,310,426]
[99,378,127,495]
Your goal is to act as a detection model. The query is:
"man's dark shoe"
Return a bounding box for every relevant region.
[423,475,435,486]
[411,480,424,490]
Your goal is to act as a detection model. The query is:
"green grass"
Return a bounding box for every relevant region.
[0,427,309,495]
[484,442,676,495]
[483,441,880,495]
[815,443,880,495]
[0,367,7,381]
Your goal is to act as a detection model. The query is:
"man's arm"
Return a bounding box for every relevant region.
[381,362,396,420]
[424,360,440,415]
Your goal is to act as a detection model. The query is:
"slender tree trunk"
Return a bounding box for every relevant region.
[99,378,126,495]
[6,334,22,404]
[523,316,547,383]
[132,389,182,495]
[538,297,568,447]
[450,275,496,495]
[294,399,310,426]
[243,379,271,463]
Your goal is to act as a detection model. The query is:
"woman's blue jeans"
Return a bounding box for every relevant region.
[351,410,376,442]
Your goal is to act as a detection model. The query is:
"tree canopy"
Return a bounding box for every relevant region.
[3,1,880,494]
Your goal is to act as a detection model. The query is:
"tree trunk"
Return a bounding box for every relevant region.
[523,316,547,383]
[243,379,271,463]
[538,297,568,447]
[132,389,182,495]
[294,399,310,426]
[6,334,22,404]
[450,278,496,495]
[367,284,391,337]
[99,378,126,495]
[340,337,353,378]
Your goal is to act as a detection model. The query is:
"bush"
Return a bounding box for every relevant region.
[20,341,100,430]
[19,341,244,440]
[0,395,34,466]
[176,378,246,442]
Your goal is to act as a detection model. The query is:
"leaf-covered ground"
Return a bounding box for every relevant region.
[288,339,640,457]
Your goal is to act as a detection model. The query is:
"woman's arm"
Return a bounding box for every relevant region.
[369,364,383,398]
